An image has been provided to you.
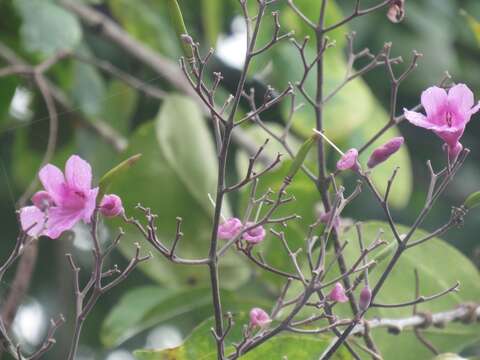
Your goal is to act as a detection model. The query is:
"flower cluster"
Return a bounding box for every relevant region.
[20,155,123,239]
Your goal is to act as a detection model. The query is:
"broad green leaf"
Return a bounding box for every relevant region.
[14,0,82,56]
[134,314,350,359]
[156,95,223,217]
[71,59,106,118]
[101,286,269,348]
[339,221,480,360]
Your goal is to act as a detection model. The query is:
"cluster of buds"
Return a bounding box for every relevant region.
[217,218,266,244]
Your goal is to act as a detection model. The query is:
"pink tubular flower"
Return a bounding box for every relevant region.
[217,217,243,240]
[249,307,271,328]
[367,137,404,168]
[327,282,349,303]
[336,148,360,172]
[359,286,372,311]
[242,222,266,244]
[404,84,480,158]
[100,194,124,217]
[20,155,99,239]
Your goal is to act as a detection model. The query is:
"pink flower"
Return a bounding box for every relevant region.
[100,194,124,217]
[359,286,372,311]
[327,282,349,303]
[367,137,404,168]
[242,222,266,244]
[217,217,243,240]
[249,307,271,328]
[404,84,480,157]
[20,155,99,239]
[336,148,360,172]
[320,210,340,231]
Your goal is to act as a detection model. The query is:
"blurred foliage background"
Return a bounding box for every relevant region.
[0,0,479,359]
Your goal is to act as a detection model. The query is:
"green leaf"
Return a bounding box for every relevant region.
[464,191,480,210]
[98,154,142,201]
[101,286,270,348]
[71,55,107,118]
[14,0,82,56]
[156,94,223,217]
[286,132,319,180]
[339,221,480,359]
[134,314,350,359]
[461,10,480,46]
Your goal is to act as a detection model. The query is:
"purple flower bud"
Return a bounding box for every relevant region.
[218,217,243,240]
[31,190,54,211]
[249,307,271,327]
[336,148,360,172]
[359,286,372,311]
[320,210,341,231]
[327,282,349,303]
[100,194,124,217]
[367,137,404,168]
[242,222,266,244]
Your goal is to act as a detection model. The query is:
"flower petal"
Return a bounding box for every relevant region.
[403,109,434,129]
[82,187,99,223]
[420,86,448,121]
[45,207,83,239]
[448,84,475,113]
[470,101,480,116]
[20,206,47,237]
[65,155,92,191]
[38,164,65,204]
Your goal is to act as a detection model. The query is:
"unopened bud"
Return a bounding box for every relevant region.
[99,194,124,217]
[249,307,271,327]
[367,137,404,168]
[359,286,372,311]
[242,222,266,244]
[218,218,243,240]
[327,282,349,303]
[336,148,360,172]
